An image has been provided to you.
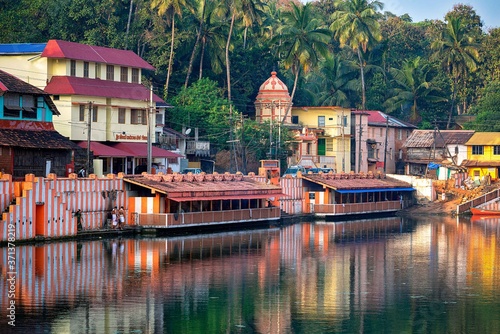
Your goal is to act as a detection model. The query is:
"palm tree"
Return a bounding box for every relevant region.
[431,17,480,129]
[151,0,193,99]
[330,0,383,110]
[384,57,447,123]
[273,2,331,125]
[307,54,359,107]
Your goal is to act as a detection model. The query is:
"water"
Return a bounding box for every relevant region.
[1,214,500,333]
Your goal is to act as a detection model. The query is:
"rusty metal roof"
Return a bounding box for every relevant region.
[404,130,474,148]
[464,132,500,145]
[302,173,412,190]
[123,173,284,199]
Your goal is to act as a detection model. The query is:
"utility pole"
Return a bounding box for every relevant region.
[357,114,362,173]
[383,114,389,174]
[147,85,153,173]
[87,101,92,174]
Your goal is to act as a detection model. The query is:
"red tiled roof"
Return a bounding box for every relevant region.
[76,141,130,157]
[0,129,79,149]
[110,142,183,158]
[124,173,283,198]
[41,40,155,70]
[302,173,412,190]
[44,76,165,102]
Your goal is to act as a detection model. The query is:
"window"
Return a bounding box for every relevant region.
[342,115,348,127]
[132,68,139,83]
[131,109,147,124]
[120,67,128,82]
[92,105,98,122]
[398,129,402,140]
[472,145,484,155]
[70,60,76,76]
[79,105,86,122]
[106,65,114,80]
[292,116,299,124]
[380,128,383,136]
[118,108,126,124]
[95,64,101,79]
[155,113,163,126]
[318,116,325,127]
[22,95,37,119]
[3,93,21,118]
[83,62,89,78]
[494,146,500,155]
[399,149,403,160]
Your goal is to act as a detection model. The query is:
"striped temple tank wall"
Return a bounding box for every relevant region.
[279,177,304,215]
[0,173,127,242]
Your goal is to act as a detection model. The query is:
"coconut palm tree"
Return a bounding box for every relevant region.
[384,57,447,123]
[330,0,383,110]
[273,2,331,125]
[431,17,480,129]
[307,54,359,107]
[151,0,193,98]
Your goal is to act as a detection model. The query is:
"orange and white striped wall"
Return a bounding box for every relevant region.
[0,173,127,242]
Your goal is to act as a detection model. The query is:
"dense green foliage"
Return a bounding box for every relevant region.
[1,0,499,139]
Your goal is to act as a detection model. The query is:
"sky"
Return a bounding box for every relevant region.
[302,0,499,30]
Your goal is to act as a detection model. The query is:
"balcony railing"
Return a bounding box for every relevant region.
[311,201,402,216]
[134,207,280,227]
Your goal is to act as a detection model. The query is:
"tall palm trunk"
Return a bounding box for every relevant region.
[199,39,206,79]
[357,48,366,110]
[184,1,205,88]
[281,65,299,126]
[165,15,175,99]
[226,11,237,172]
[447,78,458,130]
[125,0,134,49]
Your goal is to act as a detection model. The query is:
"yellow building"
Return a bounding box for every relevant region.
[291,106,352,173]
[462,132,500,180]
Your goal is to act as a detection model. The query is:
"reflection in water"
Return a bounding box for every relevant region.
[1,216,500,333]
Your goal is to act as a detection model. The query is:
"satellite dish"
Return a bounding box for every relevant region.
[185,128,192,135]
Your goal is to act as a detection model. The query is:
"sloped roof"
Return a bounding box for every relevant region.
[44,76,165,103]
[0,43,46,54]
[302,173,412,191]
[76,141,130,157]
[41,40,155,70]
[364,110,417,128]
[0,69,60,115]
[110,142,183,158]
[464,132,500,145]
[404,130,475,148]
[0,129,79,149]
[123,173,283,198]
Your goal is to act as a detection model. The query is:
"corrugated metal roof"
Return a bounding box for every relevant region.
[365,110,416,128]
[44,76,165,103]
[404,130,474,148]
[464,132,500,145]
[41,40,155,70]
[302,173,412,190]
[123,173,283,198]
[0,43,46,54]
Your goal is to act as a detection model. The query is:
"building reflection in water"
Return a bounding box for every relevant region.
[1,215,499,333]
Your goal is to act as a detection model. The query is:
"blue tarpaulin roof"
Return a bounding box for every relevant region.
[0,43,46,54]
[336,188,415,194]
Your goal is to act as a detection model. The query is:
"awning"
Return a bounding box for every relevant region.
[169,193,288,202]
[111,142,183,158]
[76,141,130,157]
[336,188,415,194]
